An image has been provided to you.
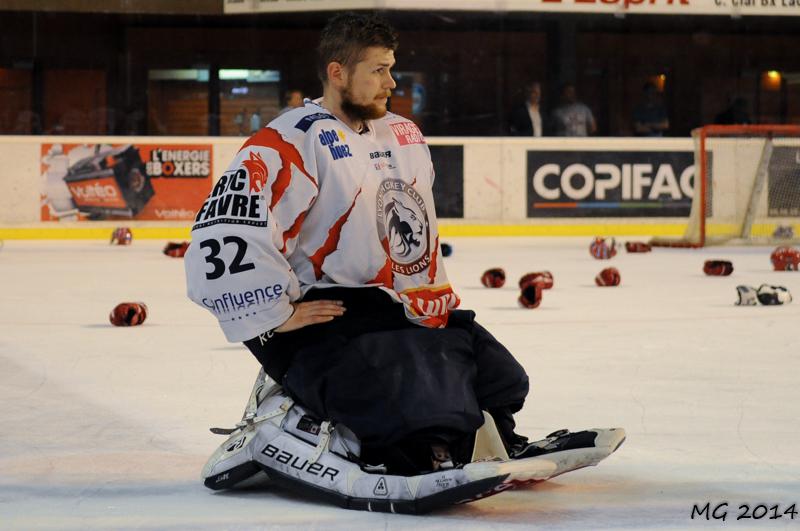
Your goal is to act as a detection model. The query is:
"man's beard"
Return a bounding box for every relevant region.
[340,84,390,123]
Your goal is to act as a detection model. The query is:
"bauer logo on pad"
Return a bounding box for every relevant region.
[373,477,388,496]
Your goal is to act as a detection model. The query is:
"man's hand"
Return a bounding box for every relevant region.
[274,300,345,333]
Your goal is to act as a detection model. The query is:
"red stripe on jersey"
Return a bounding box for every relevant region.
[367,256,394,289]
[427,235,439,284]
[242,128,318,209]
[280,197,315,254]
[309,189,362,280]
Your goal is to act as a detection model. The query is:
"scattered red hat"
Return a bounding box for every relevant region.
[109,302,148,326]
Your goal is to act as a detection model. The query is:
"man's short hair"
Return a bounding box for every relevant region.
[284,89,302,104]
[317,13,399,83]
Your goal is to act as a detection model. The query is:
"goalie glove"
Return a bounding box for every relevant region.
[735,285,758,306]
[756,284,792,305]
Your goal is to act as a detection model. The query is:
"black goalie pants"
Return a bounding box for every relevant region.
[244,287,530,458]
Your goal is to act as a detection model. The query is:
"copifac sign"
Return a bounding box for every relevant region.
[527,150,696,217]
[41,143,212,221]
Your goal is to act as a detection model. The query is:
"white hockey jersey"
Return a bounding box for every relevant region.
[185,101,460,342]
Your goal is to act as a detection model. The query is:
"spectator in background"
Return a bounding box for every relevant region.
[147,107,168,135]
[12,111,42,134]
[509,81,545,136]
[61,109,92,134]
[123,107,145,135]
[249,109,262,134]
[551,83,596,137]
[632,82,669,137]
[87,106,115,135]
[105,107,119,135]
[715,97,752,125]
[234,107,247,135]
[278,89,305,116]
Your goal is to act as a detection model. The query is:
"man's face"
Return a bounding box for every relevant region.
[529,84,541,104]
[644,85,657,102]
[563,85,576,104]
[340,46,397,122]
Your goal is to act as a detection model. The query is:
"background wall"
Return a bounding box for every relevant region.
[0,135,694,238]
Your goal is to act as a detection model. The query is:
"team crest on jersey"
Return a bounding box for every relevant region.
[242,151,268,193]
[376,179,431,275]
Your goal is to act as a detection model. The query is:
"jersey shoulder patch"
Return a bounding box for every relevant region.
[388,119,426,146]
[295,112,337,133]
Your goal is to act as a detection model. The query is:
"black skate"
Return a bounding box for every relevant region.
[495,427,626,484]
[510,429,620,459]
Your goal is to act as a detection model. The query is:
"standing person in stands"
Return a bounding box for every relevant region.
[551,82,596,137]
[509,81,546,137]
[632,82,669,136]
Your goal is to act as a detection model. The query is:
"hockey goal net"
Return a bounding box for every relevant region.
[652,124,800,247]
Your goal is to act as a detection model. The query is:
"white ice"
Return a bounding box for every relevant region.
[1,238,799,530]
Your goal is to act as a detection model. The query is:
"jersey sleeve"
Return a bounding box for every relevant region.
[389,143,461,329]
[184,126,320,342]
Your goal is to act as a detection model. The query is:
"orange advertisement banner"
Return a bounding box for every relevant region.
[41,143,212,221]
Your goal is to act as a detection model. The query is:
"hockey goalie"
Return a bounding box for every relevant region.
[184,12,624,513]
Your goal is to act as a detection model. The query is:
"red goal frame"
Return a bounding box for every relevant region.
[651,124,800,248]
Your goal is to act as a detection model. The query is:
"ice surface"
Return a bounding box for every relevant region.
[1,238,798,529]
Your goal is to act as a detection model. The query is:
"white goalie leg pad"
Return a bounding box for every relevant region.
[281,406,360,462]
[202,374,503,500]
[251,415,507,502]
[202,376,519,511]
[204,405,519,514]
[202,373,295,484]
[201,373,628,511]
[471,411,509,462]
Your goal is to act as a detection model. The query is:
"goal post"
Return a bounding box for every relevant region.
[651,124,800,247]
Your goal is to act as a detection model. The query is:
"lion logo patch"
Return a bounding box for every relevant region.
[376,179,431,276]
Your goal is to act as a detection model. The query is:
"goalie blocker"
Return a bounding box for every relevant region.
[202,369,626,513]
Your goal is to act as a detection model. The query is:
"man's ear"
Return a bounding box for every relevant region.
[327,62,347,88]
